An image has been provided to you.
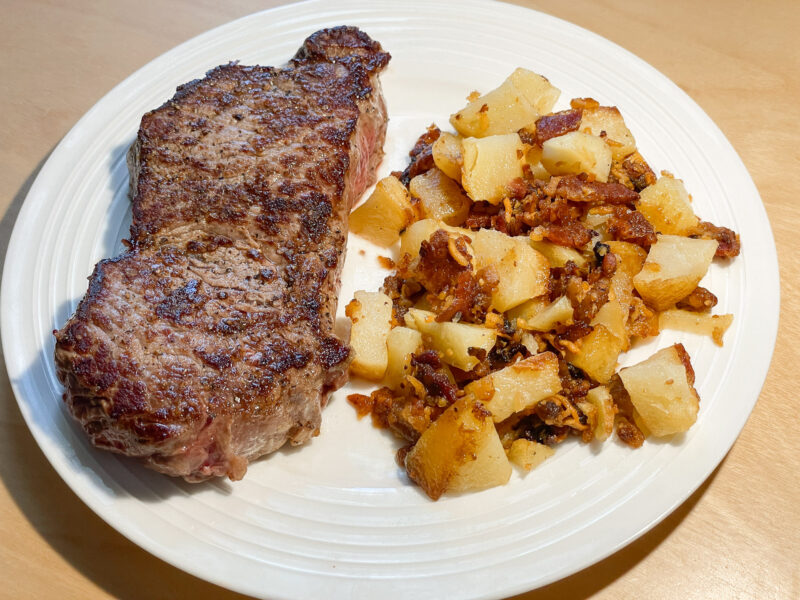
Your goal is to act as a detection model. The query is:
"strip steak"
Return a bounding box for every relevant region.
[53,27,390,481]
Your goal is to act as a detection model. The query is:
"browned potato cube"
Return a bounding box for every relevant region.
[528,238,588,268]
[349,175,414,247]
[409,167,471,226]
[384,326,423,390]
[541,131,612,182]
[405,396,512,500]
[507,439,555,471]
[659,309,733,346]
[585,386,616,441]
[432,132,463,181]
[633,235,719,311]
[618,344,700,437]
[465,352,562,422]
[580,106,636,160]
[403,308,497,371]
[450,68,560,138]
[566,325,625,384]
[345,291,393,380]
[637,176,699,236]
[517,295,574,331]
[461,134,525,204]
[472,229,549,311]
[606,241,647,278]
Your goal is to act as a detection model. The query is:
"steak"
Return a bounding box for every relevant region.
[53,27,390,481]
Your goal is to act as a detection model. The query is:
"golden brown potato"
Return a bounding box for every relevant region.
[618,344,700,437]
[449,68,560,138]
[659,309,733,346]
[465,352,562,422]
[409,167,471,226]
[384,326,423,390]
[403,308,497,371]
[405,396,512,500]
[580,105,636,160]
[432,131,463,181]
[472,229,550,311]
[507,438,555,471]
[633,234,719,311]
[637,176,699,236]
[566,324,625,384]
[461,134,525,204]
[606,241,647,278]
[541,131,612,182]
[528,238,588,268]
[517,295,574,331]
[585,386,616,441]
[346,291,393,380]
[590,299,629,350]
[349,175,415,247]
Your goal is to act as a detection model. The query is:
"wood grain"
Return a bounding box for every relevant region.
[1,1,798,598]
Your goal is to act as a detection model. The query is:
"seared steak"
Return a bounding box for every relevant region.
[53,27,390,481]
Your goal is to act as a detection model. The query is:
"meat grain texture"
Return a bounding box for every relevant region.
[53,27,390,481]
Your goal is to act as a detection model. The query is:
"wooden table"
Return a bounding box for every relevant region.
[1,1,797,598]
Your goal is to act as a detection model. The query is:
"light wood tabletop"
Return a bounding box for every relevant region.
[1,1,798,598]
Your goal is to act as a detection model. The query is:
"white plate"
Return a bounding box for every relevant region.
[1,1,779,598]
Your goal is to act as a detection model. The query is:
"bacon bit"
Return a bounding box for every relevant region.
[534,109,582,145]
[608,207,657,247]
[555,174,639,206]
[622,152,657,191]
[570,97,600,111]
[615,415,645,448]
[677,286,718,312]
[541,221,593,248]
[347,393,374,419]
[415,230,471,293]
[692,221,741,257]
[400,125,441,185]
[377,256,395,269]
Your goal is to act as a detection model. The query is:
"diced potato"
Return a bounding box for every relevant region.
[432,132,463,181]
[659,309,733,346]
[618,344,700,437]
[507,439,555,471]
[566,324,625,384]
[519,295,574,331]
[509,68,560,115]
[637,176,699,236]
[591,300,629,350]
[585,386,616,441]
[384,326,423,390]
[399,219,475,260]
[580,106,636,160]
[520,331,541,355]
[633,234,719,311]
[507,295,549,324]
[465,352,562,422]
[609,270,634,308]
[528,238,588,268]
[449,68,559,138]
[349,175,414,247]
[461,134,525,204]
[606,241,647,278]
[450,78,538,138]
[403,308,497,371]
[405,396,512,500]
[409,168,471,226]
[541,131,612,182]
[524,144,551,180]
[472,229,550,311]
[345,291,393,380]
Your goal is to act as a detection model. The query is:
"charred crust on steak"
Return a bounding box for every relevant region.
[53,26,390,482]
